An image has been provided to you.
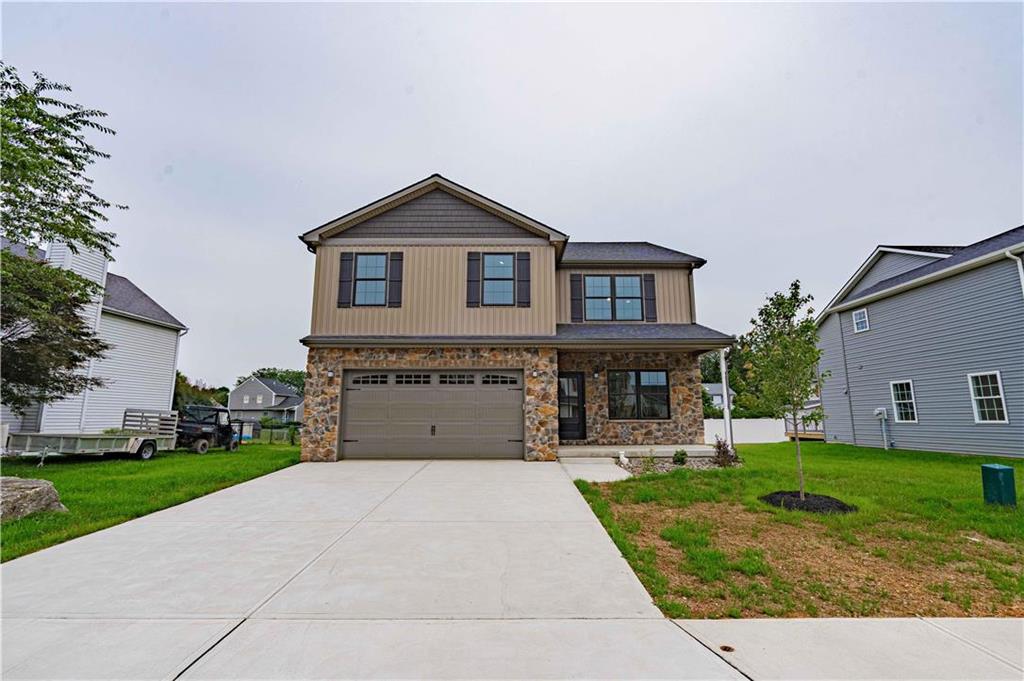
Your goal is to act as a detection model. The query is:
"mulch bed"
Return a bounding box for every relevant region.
[760,491,858,515]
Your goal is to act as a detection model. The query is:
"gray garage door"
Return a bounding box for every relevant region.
[341,370,524,459]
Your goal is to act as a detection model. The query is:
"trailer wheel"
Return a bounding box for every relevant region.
[226,439,239,452]
[137,441,157,460]
[192,438,210,454]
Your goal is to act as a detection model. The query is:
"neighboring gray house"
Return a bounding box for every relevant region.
[228,377,304,424]
[702,382,736,408]
[1,241,187,434]
[817,226,1023,457]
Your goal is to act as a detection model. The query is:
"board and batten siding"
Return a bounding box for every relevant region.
[555,268,693,324]
[841,252,941,303]
[79,312,180,433]
[311,244,557,336]
[820,259,1023,457]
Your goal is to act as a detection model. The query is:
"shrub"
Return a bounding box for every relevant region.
[673,449,688,465]
[713,436,740,467]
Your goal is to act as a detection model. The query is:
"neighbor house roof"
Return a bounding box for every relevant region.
[877,244,962,256]
[252,377,300,397]
[1,238,45,261]
[702,383,736,398]
[301,323,733,350]
[103,274,187,331]
[560,242,706,268]
[837,225,1024,308]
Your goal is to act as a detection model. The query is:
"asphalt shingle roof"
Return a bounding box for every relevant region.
[254,377,300,397]
[878,245,963,256]
[561,242,706,267]
[846,225,1024,304]
[553,323,731,342]
[102,273,187,330]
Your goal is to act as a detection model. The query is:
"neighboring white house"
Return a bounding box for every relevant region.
[1,242,187,434]
[702,382,736,408]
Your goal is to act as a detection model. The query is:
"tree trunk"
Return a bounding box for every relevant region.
[793,410,805,500]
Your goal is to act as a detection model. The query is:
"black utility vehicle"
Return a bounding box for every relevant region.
[176,405,238,453]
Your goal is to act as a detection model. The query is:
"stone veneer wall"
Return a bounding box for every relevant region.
[557,350,703,446]
[302,346,559,462]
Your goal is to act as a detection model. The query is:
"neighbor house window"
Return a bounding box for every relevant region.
[852,308,870,333]
[968,372,1008,423]
[354,254,388,306]
[482,253,515,305]
[256,394,263,405]
[243,395,250,404]
[889,380,917,423]
[584,275,643,321]
[608,370,669,419]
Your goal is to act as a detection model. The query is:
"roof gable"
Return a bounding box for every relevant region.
[301,174,567,249]
[821,246,953,315]
[102,273,186,330]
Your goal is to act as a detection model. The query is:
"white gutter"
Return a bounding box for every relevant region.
[825,241,1024,316]
[1005,250,1024,300]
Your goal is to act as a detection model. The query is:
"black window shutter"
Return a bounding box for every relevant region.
[642,273,657,322]
[337,252,354,308]
[570,273,584,323]
[516,252,531,307]
[387,252,403,308]
[466,252,481,307]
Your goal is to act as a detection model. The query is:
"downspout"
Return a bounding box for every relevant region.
[169,328,188,409]
[1005,250,1024,300]
[719,349,734,451]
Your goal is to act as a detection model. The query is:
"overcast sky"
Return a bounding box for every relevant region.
[5,2,1022,388]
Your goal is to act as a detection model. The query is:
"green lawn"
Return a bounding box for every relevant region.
[1,444,300,562]
[577,442,1023,618]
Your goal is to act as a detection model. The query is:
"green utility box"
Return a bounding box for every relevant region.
[981,464,1017,507]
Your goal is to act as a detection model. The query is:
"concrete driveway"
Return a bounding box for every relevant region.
[1,460,741,680]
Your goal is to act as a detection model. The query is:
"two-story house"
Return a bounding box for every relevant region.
[298,175,734,462]
[228,376,304,424]
[817,225,1023,457]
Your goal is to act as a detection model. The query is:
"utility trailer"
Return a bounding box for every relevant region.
[3,409,179,462]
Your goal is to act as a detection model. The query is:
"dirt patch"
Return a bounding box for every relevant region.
[760,491,857,515]
[609,499,1024,618]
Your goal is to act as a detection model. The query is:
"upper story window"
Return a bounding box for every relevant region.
[482,253,515,305]
[256,394,263,405]
[852,308,869,333]
[968,372,1008,423]
[354,254,388,306]
[889,380,917,423]
[584,275,644,321]
[243,395,250,404]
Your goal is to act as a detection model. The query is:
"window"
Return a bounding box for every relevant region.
[439,373,475,385]
[482,374,518,385]
[243,395,250,405]
[395,374,431,385]
[852,308,869,333]
[256,394,263,405]
[968,372,1008,423]
[889,380,917,423]
[482,253,515,305]
[352,374,388,385]
[354,254,387,306]
[584,275,643,321]
[608,370,669,419]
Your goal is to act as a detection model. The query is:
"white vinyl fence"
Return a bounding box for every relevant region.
[704,418,787,444]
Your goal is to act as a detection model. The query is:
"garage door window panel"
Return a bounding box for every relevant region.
[395,374,432,385]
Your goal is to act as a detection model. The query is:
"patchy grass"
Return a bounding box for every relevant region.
[1,444,299,561]
[579,442,1023,618]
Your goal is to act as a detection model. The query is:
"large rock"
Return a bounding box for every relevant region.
[1,477,68,521]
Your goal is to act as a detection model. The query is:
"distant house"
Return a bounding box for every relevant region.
[702,383,736,409]
[1,241,187,434]
[817,226,1023,456]
[228,377,304,424]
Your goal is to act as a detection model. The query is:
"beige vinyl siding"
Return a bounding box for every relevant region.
[312,244,556,336]
[555,268,693,323]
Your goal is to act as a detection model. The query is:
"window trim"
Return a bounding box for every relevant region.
[607,369,670,421]
[583,274,645,322]
[852,308,870,333]
[481,252,516,307]
[353,253,389,307]
[967,371,1009,424]
[889,379,918,424]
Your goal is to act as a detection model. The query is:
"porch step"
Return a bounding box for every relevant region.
[558,444,714,460]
